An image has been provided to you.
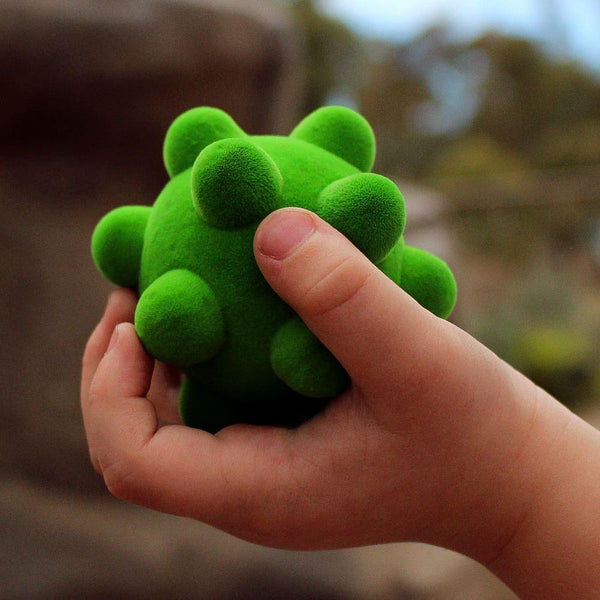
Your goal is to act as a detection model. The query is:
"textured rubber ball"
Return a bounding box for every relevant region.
[163,107,246,178]
[271,318,349,398]
[318,173,405,263]
[191,138,282,229]
[291,106,376,172]
[91,205,151,288]
[400,246,458,319]
[135,269,225,368]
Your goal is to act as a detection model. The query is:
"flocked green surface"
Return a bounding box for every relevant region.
[91,105,457,431]
[135,269,225,367]
[91,206,151,287]
[317,173,405,263]
[400,246,458,320]
[271,317,350,398]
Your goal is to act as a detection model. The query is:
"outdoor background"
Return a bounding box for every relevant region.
[1,0,599,598]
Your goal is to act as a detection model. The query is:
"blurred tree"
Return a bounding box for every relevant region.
[358,26,460,177]
[278,4,600,188]
[466,33,600,162]
[286,0,365,114]
[280,2,600,410]
[358,42,436,176]
[356,26,600,179]
[428,134,526,179]
[533,119,600,168]
[467,269,600,408]
[351,23,600,409]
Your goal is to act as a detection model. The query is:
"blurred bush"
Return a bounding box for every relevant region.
[344,20,600,408]
[463,268,600,408]
[514,325,595,408]
[287,0,366,112]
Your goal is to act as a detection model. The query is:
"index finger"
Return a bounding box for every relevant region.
[81,288,137,404]
[80,288,137,469]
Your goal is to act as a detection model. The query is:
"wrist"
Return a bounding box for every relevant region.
[410,367,579,586]
[484,403,600,598]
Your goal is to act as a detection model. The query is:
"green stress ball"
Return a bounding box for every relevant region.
[91,106,457,432]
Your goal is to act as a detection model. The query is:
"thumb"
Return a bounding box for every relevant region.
[254,208,461,405]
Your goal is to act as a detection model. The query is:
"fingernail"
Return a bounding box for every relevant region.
[256,209,316,260]
[106,324,121,354]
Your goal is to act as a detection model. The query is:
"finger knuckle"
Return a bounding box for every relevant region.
[101,455,143,503]
[87,446,102,475]
[303,255,373,320]
[81,336,98,374]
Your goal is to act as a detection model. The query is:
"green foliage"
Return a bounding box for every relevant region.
[515,325,591,373]
[358,46,435,176]
[284,3,600,182]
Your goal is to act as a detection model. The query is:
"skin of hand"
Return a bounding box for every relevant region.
[81,208,600,599]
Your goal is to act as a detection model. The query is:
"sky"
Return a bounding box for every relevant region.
[317,0,600,71]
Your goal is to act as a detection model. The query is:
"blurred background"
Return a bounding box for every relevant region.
[1,0,599,598]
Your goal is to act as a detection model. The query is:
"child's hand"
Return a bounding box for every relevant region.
[81,209,600,599]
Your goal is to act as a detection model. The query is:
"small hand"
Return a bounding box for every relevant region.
[81,209,600,599]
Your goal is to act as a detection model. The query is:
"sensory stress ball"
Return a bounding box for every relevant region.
[92,106,457,431]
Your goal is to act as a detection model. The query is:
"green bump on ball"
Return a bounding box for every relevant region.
[291,106,376,172]
[317,173,406,263]
[191,138,283,229]
[377,236,405,285]
[135,269,225,368]
[163,107,247,178]
[271,318,350,398]
[400,245,458,319]
[91,205,151,288]
[91,104,458,430]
